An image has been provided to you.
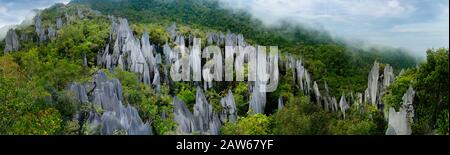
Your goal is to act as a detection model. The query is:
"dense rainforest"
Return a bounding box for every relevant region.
[0,0,448,135]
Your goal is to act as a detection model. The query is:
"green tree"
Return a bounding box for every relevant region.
[221,114,272,135]
[413,48,449,135]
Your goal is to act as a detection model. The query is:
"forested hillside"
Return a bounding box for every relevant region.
[0,0,447,135]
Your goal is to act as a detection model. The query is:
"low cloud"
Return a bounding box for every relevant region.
[0,0,70,28]
[218,0,449,57]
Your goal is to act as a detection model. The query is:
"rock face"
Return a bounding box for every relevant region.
[167,23,177,40]
[68,82,89,104]
[386,86,415,135]
[173,97,196,134]
[56,18,64,29]
[194,87,221,135]
[402,86,415,123]
[173,87,221,135]
[34,15,47,43]
[383,65,395,88]
[220,90,237,123]
[278,97,284,111]
[48,26,57,39]
[313,81,321,106]
[68,70,152,135]
[386,108,411,135]
[97,18,159,90]
[365,62,396,107]
[3,29,20,53]
[77,9,84,19]
[206,31,246,47]
[366,62,380,106]
[339,96,350,119]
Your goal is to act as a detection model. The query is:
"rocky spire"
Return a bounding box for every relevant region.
[383,64,395,88]
[339,96,349,119]
[313,81,321,106]
[402,86,415,123]
[3,29,20,53]
[34,15,47,43]
[194,87,213,133]
[69,70,152,135]
[167,23,177,41]
[386,107,411,135]
[172,87,221,135]
[48,26,57,39]
[278,97,284,111]
[77,8,84,19]
[173,97,196,134]
[367,61,380,106]
[56,18,64,29]
[220,90,237,123]
[68,82,89,104]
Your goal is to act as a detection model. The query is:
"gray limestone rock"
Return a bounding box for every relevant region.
[173,87,222,135]
[402,86,415,123]
[249,82,266,114]
[339,96,349,119]
[386,107,411,135]
[167,23,177,40]
[48,26,57,39]
[386,86,415,135]
[173,97,196,134]
[56,18,64,29]
[68,82,89,104]
[193,87,213,133]
[220,90,237,123]
[313,81,321,106]
[84,70,152,135]
[383,64,395,88]
[367,62,380,106]
[34,15,47,43]
[3,29,20,53]
[278,97,284,111]
[77,8,84,19]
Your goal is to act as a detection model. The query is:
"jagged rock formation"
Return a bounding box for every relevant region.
[366,62,380,106]
[34,15,47,43]
[173,97,196,134]
[77,8,84,19]
[68,82,89,104]
[278,97,284,111]
[385,86,415,135]
[249,73,267,114]
[365,62,396,107]
[288,56,312,95]
[386,107,411,135]
[68,70,152,135]
[48,26,57,39]
[383,64,395,87]
[172,87,221,135]
[167,23,177,40]
[97,17,160,91]
[65,12,75,24]
[3,29,20,53]
[56,18,64,29]
[313,81,321,107]
[206,32,247,47]
[339,96,350,119]
[194,87,221,135]
[220,90,237,123]
[402,86,415,123]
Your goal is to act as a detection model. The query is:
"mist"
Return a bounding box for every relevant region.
[217,0,449,58]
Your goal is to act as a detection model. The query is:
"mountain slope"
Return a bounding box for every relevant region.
[0,1,447,135]
[71,0,417,94]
